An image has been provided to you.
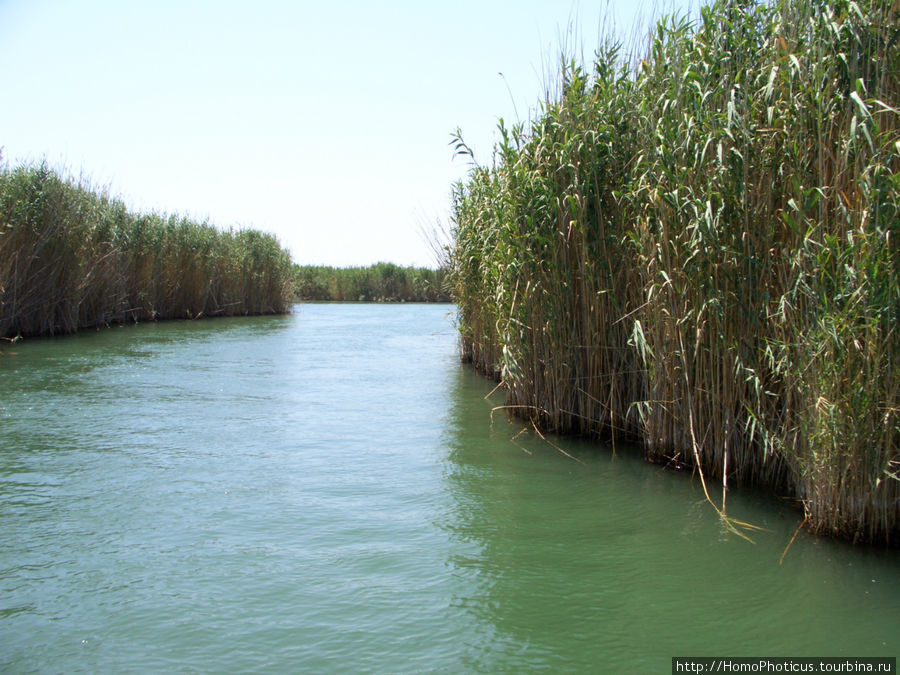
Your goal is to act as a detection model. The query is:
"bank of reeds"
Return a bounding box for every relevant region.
[0,162,294,338]
[293,263,450,302]
[448,0,899,544]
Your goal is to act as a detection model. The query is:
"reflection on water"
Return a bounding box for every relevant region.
[0,305,897,672]
[442,365,900,671]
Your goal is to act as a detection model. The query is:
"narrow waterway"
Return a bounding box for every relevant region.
[1,304,897,672]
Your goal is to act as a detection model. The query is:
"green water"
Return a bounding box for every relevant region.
[0,304,897,672]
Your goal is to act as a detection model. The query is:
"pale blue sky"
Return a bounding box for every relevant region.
[0,0,693,267]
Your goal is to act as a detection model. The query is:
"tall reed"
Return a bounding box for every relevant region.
[448,0,899,544]
[0,162,294,338]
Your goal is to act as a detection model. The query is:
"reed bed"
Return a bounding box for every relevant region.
[293,263,450,302]
[0,162,294,338]
[447,0,899,544]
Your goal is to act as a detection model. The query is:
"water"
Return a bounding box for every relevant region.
[1,304,897,672]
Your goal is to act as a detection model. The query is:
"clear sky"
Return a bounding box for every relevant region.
[0,0,693,268]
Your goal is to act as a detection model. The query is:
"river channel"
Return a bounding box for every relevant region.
[1,303,897,672]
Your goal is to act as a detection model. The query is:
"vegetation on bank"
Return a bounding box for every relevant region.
[293,263,450,302]
[0,162,294,338]
[448,0,898,544]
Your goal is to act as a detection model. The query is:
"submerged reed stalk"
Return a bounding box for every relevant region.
[448,0,899,545]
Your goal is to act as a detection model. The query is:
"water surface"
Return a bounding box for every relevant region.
[1,304,897,672]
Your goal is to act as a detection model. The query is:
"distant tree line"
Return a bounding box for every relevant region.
[0,162,294,338]
[293,263,450,302]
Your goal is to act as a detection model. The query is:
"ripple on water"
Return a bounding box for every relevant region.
[1,305,898,672]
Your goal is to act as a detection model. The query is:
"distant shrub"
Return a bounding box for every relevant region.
[293,263,451,303]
